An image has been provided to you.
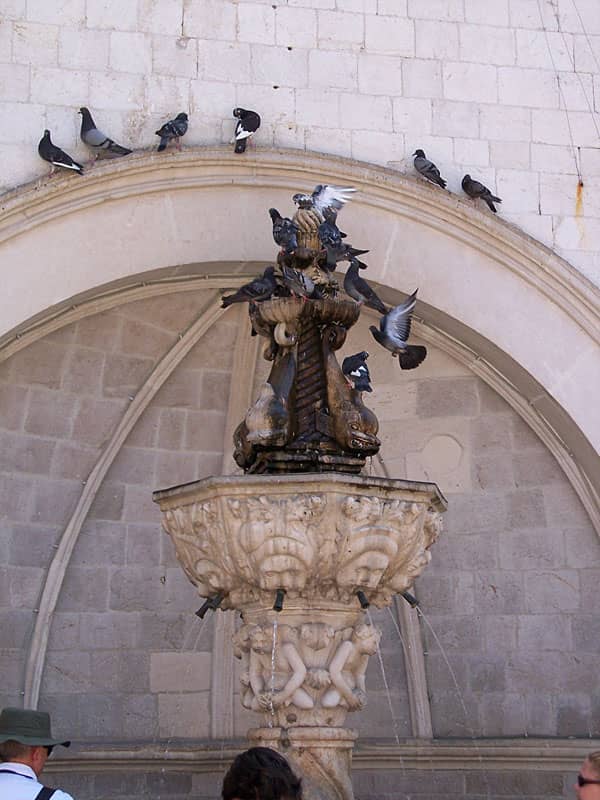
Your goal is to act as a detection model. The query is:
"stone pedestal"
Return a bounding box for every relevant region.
[249,726,357,800]
[153,472,446,800]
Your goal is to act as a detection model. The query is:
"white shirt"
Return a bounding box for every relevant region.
[0,762,74,800]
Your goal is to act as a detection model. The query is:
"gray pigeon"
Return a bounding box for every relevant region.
[292,184,356,215]
[413,149,446,188]
[78,107,132,158]
[269,208,298,255]
[343,258,387,314]
[38,130,83,175]
[221,266,278,308]
[281,264,316,299]
[369,290,427,370]
[461,174,502,213]
[342,351,372,392]
[156,112,188,152]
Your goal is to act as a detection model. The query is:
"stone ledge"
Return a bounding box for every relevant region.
[44,738,600,773]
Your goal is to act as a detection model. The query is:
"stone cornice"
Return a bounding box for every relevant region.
[44,738,599,774]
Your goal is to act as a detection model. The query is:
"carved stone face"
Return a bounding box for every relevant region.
[337,551,390,590]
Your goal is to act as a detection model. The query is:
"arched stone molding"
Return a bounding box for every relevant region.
[1,147,598,463]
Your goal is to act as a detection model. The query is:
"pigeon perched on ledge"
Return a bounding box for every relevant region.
[156,112,188,152]
[413,149,446,188]
[343,258,387,314]
[232,108,261,153]
[342,351,373,392]
[78,107,132,158]
[221,266,278,308]
[461,174,502,213]
[38,130,83,175]
[369,290,427,370]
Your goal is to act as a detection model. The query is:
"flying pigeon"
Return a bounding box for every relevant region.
[78,107,132,158]
[269,208,298,255]
[221,266,278,308]
[413,149,446,188]
[155,112,189,152]
[232,108,261,153]
[281,264,316,299]
[342,351,372,393]
[461,174,502,213]
[343,258,387,314]
[369,290,427,370]
[38,130,83,176]
[292,184,356,216]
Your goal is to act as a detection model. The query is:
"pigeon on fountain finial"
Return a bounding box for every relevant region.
[343,257,387,314]
[342,352,373,393]
[221,267,278,308]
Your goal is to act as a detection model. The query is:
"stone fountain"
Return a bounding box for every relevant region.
[153,186,446,800]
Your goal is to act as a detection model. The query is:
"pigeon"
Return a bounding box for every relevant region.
[78,107,132,158]
[369,290,427,370]
[232,108,261,153]
[413,149,446,188]
[461,174,502,213]
[221,266,278,308]
[281,264,316,299]
[269,208,299,255]
[342,351,372,392]
[155,112,189,152]
[318,207,348,269]
[343,258,387,314]
[292,184,356,216]
[38,130,83,175]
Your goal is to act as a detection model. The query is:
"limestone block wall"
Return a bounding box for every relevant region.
[1,0,600,286]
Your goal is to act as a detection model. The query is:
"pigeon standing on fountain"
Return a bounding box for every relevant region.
[38,130,84,175]
[343,258,387,314]
[319,207,348,270]
[269,209,299,255]
[232,108,261,153]
[369,290,427,370]
[221,266,278,308]
[461,174,502,213]
[293,184,356,215]
[342,352,373,392]
[413,149,446,188]
[78,107,132,158]
[281,264,317,299]
[155,112,188,152]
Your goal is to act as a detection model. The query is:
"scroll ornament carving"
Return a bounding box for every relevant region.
[160,490,442,608]
[232,621,382,725]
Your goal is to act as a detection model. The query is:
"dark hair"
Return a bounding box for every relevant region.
[222,747,302,800]
[0,740,33,761]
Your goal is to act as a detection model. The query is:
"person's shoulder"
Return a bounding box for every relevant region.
[51,789,75,800]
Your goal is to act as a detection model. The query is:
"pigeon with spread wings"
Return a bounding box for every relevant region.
[293,184,356,215]
[369,290,427,370]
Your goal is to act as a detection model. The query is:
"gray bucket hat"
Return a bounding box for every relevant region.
[0,707,70,747]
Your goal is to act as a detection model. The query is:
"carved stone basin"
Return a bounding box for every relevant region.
[153,472,446,800]
[153,472,446,613]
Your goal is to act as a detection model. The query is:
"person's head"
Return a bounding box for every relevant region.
[222,746,302,800]
[576,751,600,799]
[0,707,70,778]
